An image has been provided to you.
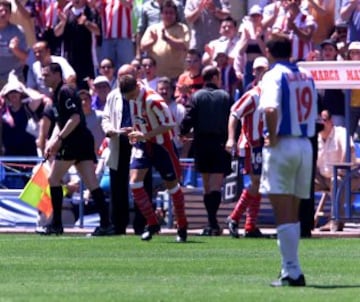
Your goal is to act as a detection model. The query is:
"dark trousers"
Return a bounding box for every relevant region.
[299,135,317,237]
[109,135,152,234]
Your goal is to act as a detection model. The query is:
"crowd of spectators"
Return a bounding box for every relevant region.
[0,0,359,232]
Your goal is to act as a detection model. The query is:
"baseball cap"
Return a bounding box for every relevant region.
[335,19,347,28]
[320,39,338,50]
[93,75,110,87]
[0,81,24,97]
[348,41,360,51]
[253,56,269,69]
[249,4,262,16]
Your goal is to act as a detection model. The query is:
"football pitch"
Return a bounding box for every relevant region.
[0,234,359,302]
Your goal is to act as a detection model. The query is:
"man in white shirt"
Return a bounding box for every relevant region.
[27,41,76,96]
[316,109,360,232]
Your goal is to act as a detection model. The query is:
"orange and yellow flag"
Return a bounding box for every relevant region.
[19,163,53,217]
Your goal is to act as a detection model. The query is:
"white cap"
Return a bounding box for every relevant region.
[348,41,360,51]
[249,4,262,16]
[253,56,269,69]
[93,75,110,86]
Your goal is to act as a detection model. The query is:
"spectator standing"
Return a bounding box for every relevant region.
[99,0,134,70]
[156,76,185,154]
[141,56,160,91]
[98,58,117,90]
[78,89,105,153]
[27,40,76,96]
[140,0,190,81]
[214,51,238,101]
[316,110,359,232]
[91,75,111,111]
[184,0,230,53]
[136,0,185,58]
[174,48,204,105]
[0,0,28,89]
[9,0,37,49]
[317,39,345,127]
[259,36,317,287]
[202,16,240,66]
[225,56,269,238]
[180,65,231,236]
[43,0,69,55]
[234,4,266,90]
[272,0,317,62]
[119,73,188,242]
[347,41,360,139]
[0,76,39,188]
[54,0,101,89]
[340,0,360,43]
[42,62,113,236]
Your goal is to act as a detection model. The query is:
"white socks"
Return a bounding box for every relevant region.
[277,222,302,279]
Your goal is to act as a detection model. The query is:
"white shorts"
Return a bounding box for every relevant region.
[259,137,312,199]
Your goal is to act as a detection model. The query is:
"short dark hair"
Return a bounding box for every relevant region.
[0,0,11,11]
[157,76,172,86]
[119,74,137,94]
[222,16,237,28]
[141,55,157,66]
[202,65,220,82]
[48,62,63,78]
[160,0,177,13]
[187,48,202,60]
[266,35,292,59]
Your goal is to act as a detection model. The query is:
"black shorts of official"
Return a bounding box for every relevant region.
[193,135,232,175]
[55,128,97,163]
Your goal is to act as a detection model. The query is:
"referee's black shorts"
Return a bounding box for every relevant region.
[193,135,232,175]
[56,128,97,163]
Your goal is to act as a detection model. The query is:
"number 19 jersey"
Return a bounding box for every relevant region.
[259,62,317,138]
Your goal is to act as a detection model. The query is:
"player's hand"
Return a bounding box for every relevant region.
[120,127,134,135]
[45,137,62,158]
[9,36,19,51]
[264,135,278,147]
[128,130,146,144]
[225,139,236,154]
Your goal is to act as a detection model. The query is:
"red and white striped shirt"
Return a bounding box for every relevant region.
[130,86,175,145]
[273,11,317,61]
[231,85,263,157]
[45,0,64,28]
[100,0,132,39]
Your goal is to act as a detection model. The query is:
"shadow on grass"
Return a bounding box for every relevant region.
[309,284,360,289]
[167,240,206,244]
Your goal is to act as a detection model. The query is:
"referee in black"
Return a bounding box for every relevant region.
[42,62,114,236]
[180,65,232,236]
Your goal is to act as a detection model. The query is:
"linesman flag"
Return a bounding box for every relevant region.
[19,163,53,218]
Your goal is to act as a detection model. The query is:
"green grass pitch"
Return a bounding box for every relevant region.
[0,234,359,302]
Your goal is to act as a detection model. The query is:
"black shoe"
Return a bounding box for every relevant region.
[40,224,64,236]
[271,274,306,287]
[244,228,263,238]
[141,224,161,241]
[176,227,187,243]
[90,224,116,236]
[199,225,222,236]
[226,217,239,238]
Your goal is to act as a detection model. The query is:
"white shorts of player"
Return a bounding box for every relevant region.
[259,136,312,199]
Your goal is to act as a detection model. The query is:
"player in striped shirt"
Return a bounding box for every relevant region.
[119,74,188,242]
[99,0,134,69]
[225,56,268,238]
[259,35,317,287]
